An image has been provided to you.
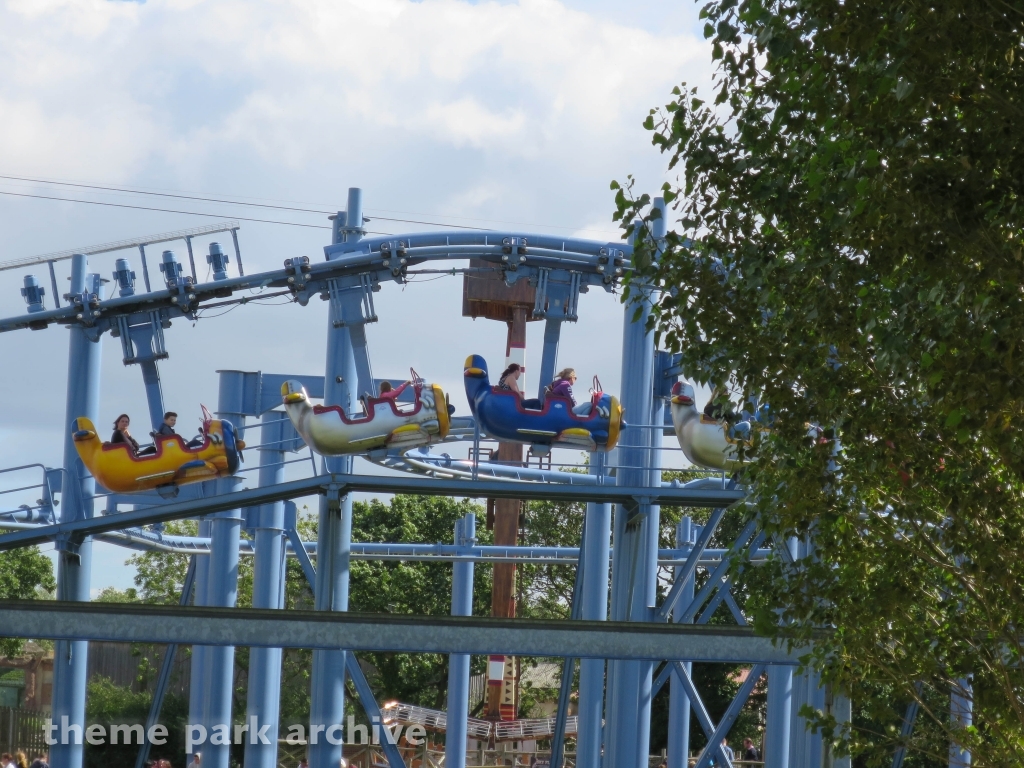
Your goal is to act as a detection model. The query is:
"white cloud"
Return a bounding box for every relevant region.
[0,0,708,179]
[419,98,526,147]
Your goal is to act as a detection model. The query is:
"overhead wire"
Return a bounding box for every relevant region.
[0,189,399,234]
[0,173,332,215]
[0,174,483,231]
[0,173,490,231]
[0,172,622,236]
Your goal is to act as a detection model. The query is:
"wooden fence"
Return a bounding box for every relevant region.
[0,706,49,757]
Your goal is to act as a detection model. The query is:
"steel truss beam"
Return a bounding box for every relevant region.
[135,556,197,768]
[674,660,767,768]
[0,600,803,664]
[656,505,731,621]
[891,682,924,768]
[345,654,406,768]
[655,510,770,766]
[0,473,744,552]
[290,523,405,768]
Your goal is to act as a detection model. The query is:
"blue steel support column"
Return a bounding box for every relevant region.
[637,338,667,762]
[197,373,246,768]
[446,513,476,768]
[51,255,103,768]
[766,667,793,768]
[791,667,825,767]
[605,209,659,768]
[789,537,825,768]
[536,318,561,400]
[950,679,972,768]
[338,188,376,398]
[140,360,165,432]
[808,671,826,766]
[347,324,376,400]
[244,411,289,768]
[576,450,610,768]
[832,692,852,768]
[188,517,212,729]
[766,536,796,768]
[309,191,360,768]
[667,518,695,768]
[788,668,807,766]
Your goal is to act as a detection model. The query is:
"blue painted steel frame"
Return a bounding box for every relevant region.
[0,189,803,768]
[668,518,695,768]
[445,513,476,768]
[549,508,589,768]
[891,683,923,768]
[310,189,361,768]
[244,411,290,768]
[194,372,246,768]
[50,254,103,768]
[950,678,973,768]
[576,451,610,768]
[605,210,660,768]
[135,556,197,768]
[288,492,406,768]
[765,537,797,768]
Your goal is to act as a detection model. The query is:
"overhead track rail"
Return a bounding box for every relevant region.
[0,230,630,333]
[0,600,803,664]
[0,472,745,552]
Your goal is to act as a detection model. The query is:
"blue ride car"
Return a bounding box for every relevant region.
[463,354,623,451]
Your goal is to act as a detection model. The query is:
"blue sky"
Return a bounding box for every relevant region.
[0,0,715,592]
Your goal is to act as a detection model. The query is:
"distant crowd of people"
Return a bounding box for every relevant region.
[1,751,47,768]
[655,736,762,767]
[704,737,762,764]
[2,751,191,768]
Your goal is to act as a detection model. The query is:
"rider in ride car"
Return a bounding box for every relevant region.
[497,363,543,410]
[703,386,736,422]
[157,411,177,436]
[547,368,595,416]
[378,380,410,400]
[110,414,141,455]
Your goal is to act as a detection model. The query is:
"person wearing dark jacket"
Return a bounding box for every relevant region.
[742,737,761,760]
[156,411,177,436]
[110,414,140,455]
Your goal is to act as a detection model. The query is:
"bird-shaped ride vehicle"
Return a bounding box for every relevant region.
[72,409,244,494]
[463,355,623,451]
[669,381,762,471]
[281,370,449,455]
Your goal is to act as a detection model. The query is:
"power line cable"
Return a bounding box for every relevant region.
[0,189,395,235]
[0,172,622,236]
[0,174,487,230]
[0,173,331,215]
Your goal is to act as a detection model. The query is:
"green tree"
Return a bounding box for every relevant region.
[83,677,188,768]
[348,494,491,710]
[0,546,55,656]
[616,1,1024,764]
